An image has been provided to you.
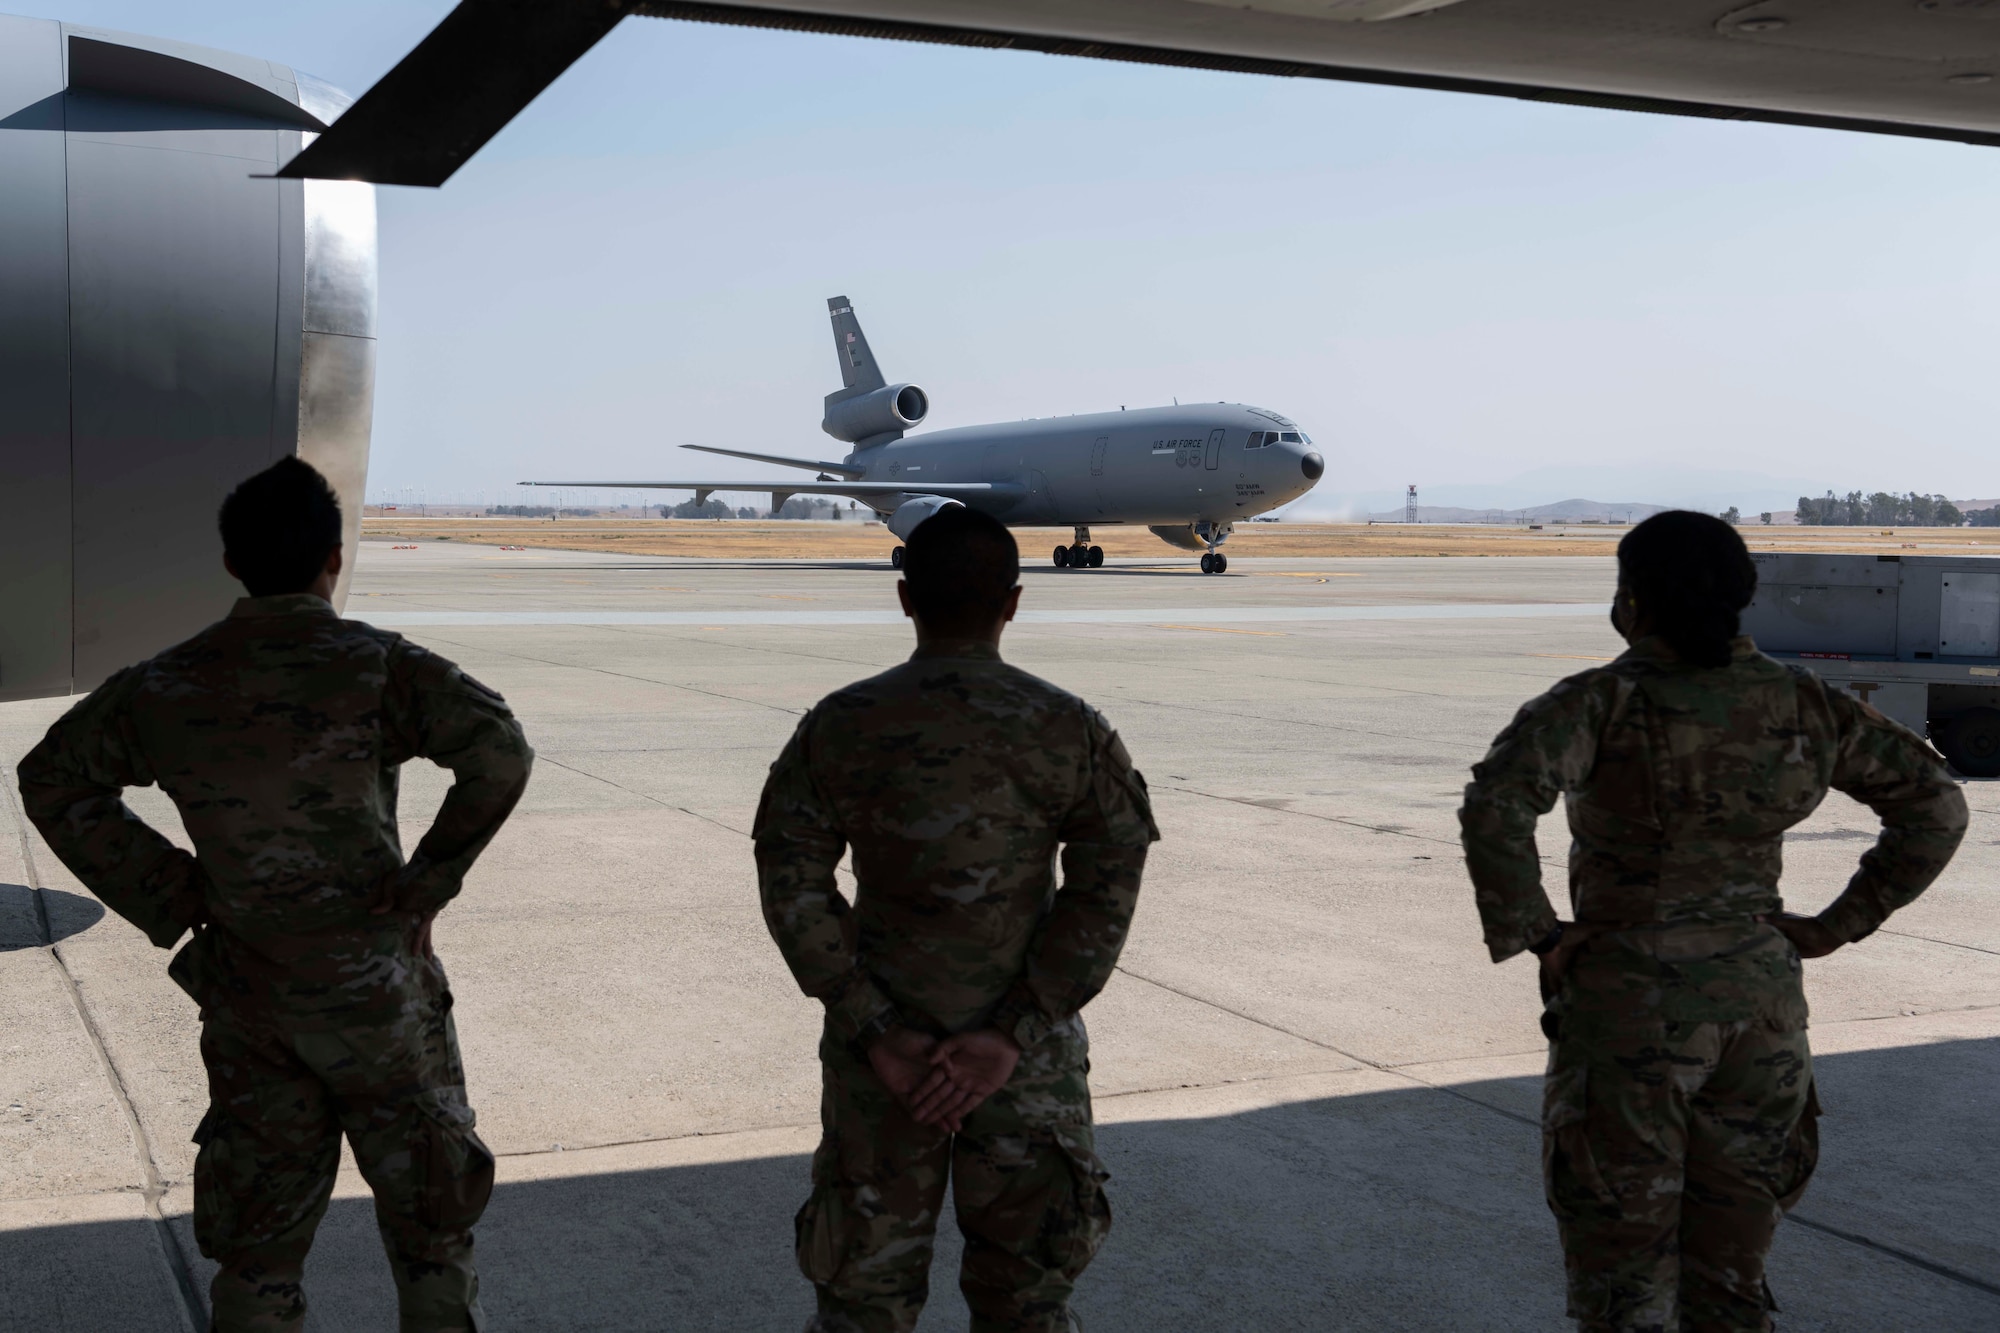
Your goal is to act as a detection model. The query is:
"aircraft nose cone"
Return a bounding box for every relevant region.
[1300,451,1324,481]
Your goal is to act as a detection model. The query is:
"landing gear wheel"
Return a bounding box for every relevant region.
[1088,545,1104,568]
[890,546,904,570]
[1940,707,2000,778]
[1052,545,1070,568]
[1213,553,1228,573]
[1200,553,1215,574]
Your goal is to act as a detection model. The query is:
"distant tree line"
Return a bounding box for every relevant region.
[1970,506,2000,527]
[1794,492,1966,526]
[484,504,616,517]
[664,498,742,519]
[776,497,864,520]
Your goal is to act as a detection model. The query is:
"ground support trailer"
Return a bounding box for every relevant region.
[1743,553,2000,778]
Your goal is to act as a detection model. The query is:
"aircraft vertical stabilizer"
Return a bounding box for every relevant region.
[827,295,885,396]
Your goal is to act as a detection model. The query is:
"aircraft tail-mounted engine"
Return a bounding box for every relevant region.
[888,495,962,542]
[822,382,929,446]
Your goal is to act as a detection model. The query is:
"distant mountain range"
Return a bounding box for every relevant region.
[1355,499,1671,524]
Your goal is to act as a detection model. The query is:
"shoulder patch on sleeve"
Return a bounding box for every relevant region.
[457,671,507,705]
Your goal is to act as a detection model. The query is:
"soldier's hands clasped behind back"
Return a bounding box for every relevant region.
[907,1028,1023,1132]
[754,507,1155,1333]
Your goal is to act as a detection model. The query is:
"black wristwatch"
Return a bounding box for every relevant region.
[1527,923,1567,956]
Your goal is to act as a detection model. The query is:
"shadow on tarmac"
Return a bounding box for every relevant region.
[7,1042,1995,1331]
[0,884,104,950]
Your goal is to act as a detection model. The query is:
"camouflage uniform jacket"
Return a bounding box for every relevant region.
[753,640,1158,1055]
[1460,635,1966,1028]
[18,594,533,1029]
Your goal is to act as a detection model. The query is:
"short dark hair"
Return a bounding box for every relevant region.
[902,506,1019,632]
[217,457,344,597]
[1617,510,1756,669]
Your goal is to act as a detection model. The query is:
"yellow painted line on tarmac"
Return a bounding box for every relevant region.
[761,594,816,601]
[1155,624,1287,637]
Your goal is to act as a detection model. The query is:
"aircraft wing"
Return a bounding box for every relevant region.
[282,0,2000,186]
[519,478,1020,503]
[679,443,866,478]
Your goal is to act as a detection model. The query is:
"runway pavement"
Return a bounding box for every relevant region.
[2,541,1995,1330]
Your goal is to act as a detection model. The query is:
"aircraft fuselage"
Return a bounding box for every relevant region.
[851,403,1323,531]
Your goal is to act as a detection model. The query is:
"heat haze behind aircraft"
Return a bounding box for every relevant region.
[523,298,1326,574]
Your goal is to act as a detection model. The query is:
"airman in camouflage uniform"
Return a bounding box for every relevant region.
[1462,589,1965,1326]
[17,458,531,1332]
[755,507,1157,1333]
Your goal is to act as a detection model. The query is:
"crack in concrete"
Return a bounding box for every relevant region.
[1876,927,2000,958]
[1110,962,1541,1127]
[590,622,893,672]
[1784,1215,2000,1300]
[531,755,753,839]
[1156,781,1572,864]
[1109,691,1491,749]
[1161,787,2000,963]
[1,768,206,1333]
[1827,1000,2000,1023]
[412,633,805,717]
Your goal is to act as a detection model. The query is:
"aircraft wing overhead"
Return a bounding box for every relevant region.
[277,0,629,186]
[282,0,2000,185]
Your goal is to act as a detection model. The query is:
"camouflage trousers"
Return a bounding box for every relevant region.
[192,992,493,1333]
[796,1028,1112,1333]
[1543,1021,1820,1333]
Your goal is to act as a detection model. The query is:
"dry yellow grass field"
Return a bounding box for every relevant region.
[359,518,2000,561]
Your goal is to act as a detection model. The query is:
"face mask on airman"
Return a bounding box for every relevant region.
[1610,590,1636,640]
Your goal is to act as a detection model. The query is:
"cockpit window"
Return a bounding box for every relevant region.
[1280,431,1301,443]
[1246,430,1269,448]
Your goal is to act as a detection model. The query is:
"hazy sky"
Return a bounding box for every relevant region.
[47,2,2000,512]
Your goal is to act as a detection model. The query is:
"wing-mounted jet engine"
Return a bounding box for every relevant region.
[820,297,929,448]
[887,496,964,546]
[0,18,376,703]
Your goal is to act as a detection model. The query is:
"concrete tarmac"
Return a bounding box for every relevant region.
[1,542,1995,1331]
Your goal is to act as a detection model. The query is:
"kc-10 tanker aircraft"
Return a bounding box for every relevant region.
[524,298,1325,574]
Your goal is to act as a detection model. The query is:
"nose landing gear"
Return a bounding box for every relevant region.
[1052,528,1104,569]
[890,546,905,569]
[1196,520,1231,574]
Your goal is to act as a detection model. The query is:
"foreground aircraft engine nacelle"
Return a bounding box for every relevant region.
[822,383,929,444]
[0,18,376,703]
[887,495,963,542]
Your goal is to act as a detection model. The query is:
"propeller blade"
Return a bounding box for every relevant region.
[276,0,632,186]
